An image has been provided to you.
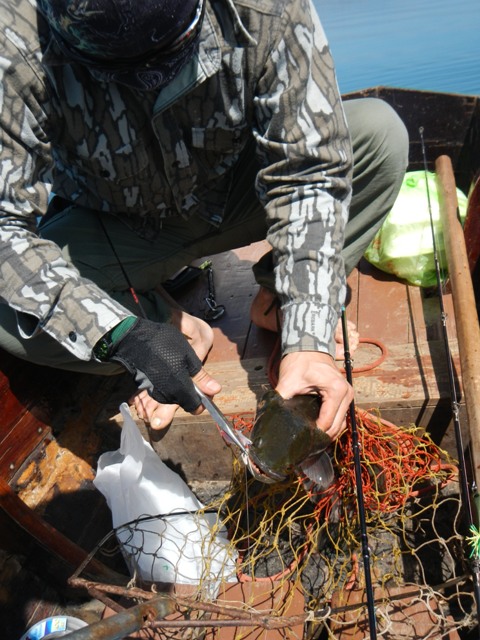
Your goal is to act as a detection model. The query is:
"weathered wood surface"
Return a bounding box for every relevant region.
[156,246,466,479]
[0,354,54,483]
[330,586,462,639]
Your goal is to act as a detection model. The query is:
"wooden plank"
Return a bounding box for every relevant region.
[406,284,428,344]
[202,246,258,363]
[134,334,466,483]
[436,154,480,491]
[411,288,457,343]
[173,241,272,364]
[356,261,410,345]
[0,475,125,585]
[211,580,305,640]
[0,412,51,483]
[149,414,237,484]
[0,351,59,483]
[179,356,270,417]
[330,586,461,639]
[351,340,460,409]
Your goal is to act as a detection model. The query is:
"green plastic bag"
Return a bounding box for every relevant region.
[364,171,468,287]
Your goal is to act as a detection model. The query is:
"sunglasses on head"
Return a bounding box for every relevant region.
[165,0,205,56]
[52,0,205,72]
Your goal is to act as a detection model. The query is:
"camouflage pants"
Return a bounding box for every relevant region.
[0,98,408,372]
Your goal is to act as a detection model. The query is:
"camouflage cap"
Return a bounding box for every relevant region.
[41,0,200,61]
[40,0,205,89]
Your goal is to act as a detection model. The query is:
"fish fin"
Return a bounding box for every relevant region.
[299,452,334,490]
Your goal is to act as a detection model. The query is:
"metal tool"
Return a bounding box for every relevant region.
[194,384,251,457]
[201,260,226,321]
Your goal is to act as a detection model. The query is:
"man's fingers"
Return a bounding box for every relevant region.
[132,367,221,427]
[318,394,351,440]
[316,377,353,440]
[132,389,178,431]
[191,367,222,414]
[150,403,178,429]
[275,350,354,441]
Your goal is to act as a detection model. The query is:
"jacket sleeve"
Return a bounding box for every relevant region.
[252,0,352,358]
[0,28,131,360]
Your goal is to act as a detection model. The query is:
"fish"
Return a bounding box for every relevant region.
[246,389,335,489]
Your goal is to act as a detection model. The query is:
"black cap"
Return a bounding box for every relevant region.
[41,0,200,62]
[41,0,205,89]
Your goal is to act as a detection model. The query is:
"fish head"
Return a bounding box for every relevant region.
[246,389,333,484]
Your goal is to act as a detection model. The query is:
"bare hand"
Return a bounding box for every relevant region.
[275,351,353,440]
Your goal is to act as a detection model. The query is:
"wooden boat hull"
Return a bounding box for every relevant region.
[345,87,480,192]
[1,87,480,638]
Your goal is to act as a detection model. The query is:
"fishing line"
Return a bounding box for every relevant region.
[97,214,148,319]
[419,126,480,633]
[419,127,473,522]
[341,307,377,639]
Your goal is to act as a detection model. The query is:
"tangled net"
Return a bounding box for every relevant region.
[72,409,478,639]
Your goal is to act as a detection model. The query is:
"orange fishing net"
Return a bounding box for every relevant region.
[311,409,458,518]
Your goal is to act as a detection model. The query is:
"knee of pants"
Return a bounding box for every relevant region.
[346,98,410,175]
[373,99,409,171]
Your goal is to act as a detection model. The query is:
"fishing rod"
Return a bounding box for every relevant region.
[419,127,480,633]
[341,307,377,639]
[97,214,148,319]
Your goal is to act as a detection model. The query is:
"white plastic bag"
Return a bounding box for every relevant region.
[94,403,237,594]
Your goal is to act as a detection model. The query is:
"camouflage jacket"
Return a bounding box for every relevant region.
[0,0,352,361]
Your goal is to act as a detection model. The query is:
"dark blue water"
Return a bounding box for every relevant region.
[315,0,480,96]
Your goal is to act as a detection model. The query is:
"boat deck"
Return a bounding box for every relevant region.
[0,240,465,639]
[162,239,464,481]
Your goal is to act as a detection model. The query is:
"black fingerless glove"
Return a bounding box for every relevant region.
[95,317,203,412]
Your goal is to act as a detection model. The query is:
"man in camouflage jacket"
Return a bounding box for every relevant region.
[0,0,408,438]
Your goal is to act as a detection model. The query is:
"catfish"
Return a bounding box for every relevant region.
[246,389,335,489]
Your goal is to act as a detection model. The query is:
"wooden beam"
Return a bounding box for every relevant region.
[435,155,480,491]
[0,475,126,586]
